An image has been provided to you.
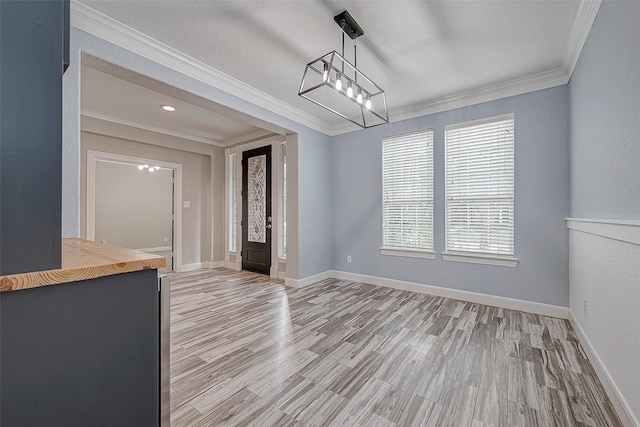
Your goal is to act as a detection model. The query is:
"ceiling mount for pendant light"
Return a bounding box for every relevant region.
[298,10,389,129]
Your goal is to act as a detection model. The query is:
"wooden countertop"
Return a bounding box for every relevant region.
[0,238,166,293]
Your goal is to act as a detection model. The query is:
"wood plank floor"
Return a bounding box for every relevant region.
[169,268,622,427]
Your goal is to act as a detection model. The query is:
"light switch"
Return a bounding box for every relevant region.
[183,201,191,208]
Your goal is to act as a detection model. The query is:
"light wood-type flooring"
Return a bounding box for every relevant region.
[169,268,622,426]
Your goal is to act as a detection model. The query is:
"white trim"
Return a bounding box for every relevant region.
[278,270,287,280]
[270,266,278,280]
[286,270,566,318]
[82,111,222,146]
[71,0,600,137]
[223,130,277,148]
[85,150,183,272]
[561,0,603,76]
[333,270,565,318]
[224,260,241,271]
[383,69,569,133]
[136,246,172,253]
[566,217,640,246]
[284,270,333,288]
[70,1,332,136]
[181,261,224,272]
[379,247,436,259]
[442,252,519,268]
[568,310,640,427]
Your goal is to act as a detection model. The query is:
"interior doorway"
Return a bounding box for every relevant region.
[86,150,183,273]
[242,145,272,275]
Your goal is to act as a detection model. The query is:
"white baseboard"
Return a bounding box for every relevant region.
[179,261,224,272]
[136,245,172,253]
[568,310,639,427]
[331,270,568,318]
[285,269,567,318]
[224,260,241,270]
[278,270,287,280]
[284,270,333,288]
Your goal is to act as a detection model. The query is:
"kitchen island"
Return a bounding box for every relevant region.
[0,239,165,427]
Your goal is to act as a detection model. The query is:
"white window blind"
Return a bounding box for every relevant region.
[382,130,434,250]
[445,114,514,257]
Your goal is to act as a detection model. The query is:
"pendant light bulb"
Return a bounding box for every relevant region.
[346,83,353,98]
[365,98,372,110]
[356,91,363,104]
[335,73,342,91]
[322,62,329,82]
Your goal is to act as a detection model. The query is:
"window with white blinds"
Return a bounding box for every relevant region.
[445,114,515,259]
[382,129,434,252]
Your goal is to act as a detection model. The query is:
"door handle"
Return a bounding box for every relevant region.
[266,224,272,230]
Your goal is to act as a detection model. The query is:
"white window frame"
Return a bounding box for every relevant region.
[443,113,518,267]
[380,129,435,259]
[227,153,237,253]
[278,140,287,259]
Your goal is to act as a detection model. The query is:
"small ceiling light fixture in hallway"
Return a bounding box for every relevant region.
[160,104,176,112]
[298,10,388,128]
[138,165,161,172]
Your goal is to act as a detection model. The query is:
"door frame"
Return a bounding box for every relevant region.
[241,145,272,275]
[86,150,183,272]
[226,136,286,278]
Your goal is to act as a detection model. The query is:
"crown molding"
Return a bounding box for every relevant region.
[221,129,278,147]
[70,1,333,135]
[72,0,599,138]
[389,68,570,127]
[81,110,225,147]
[562,0,602,76]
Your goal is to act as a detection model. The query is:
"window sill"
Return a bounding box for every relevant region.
[277,257,286,263]
[442,252,518,267]
[379,247,436,259]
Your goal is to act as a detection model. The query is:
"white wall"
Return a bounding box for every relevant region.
[567,221,640,426]
[95,160,173,250]
[568,1,640,425]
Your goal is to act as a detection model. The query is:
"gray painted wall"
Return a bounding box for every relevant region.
[298,132,333,278]
[331,86,571,306]
[64,27,333,279]
[569,1,640,219]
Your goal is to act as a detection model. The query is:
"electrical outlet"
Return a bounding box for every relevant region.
[346,255,352,263]
[583,299,588,315]
[164,237,168,242]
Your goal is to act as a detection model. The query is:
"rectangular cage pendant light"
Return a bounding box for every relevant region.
[298,11,389,129]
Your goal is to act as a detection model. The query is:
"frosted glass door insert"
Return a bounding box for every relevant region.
[247,154,267,243]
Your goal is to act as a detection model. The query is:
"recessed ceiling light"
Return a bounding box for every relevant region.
[161,104,176,112]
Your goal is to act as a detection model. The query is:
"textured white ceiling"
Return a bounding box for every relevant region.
[81,56,275,146]
[78,0,586,132]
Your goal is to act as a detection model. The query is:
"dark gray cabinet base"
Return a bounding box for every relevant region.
[0,269,159,427]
